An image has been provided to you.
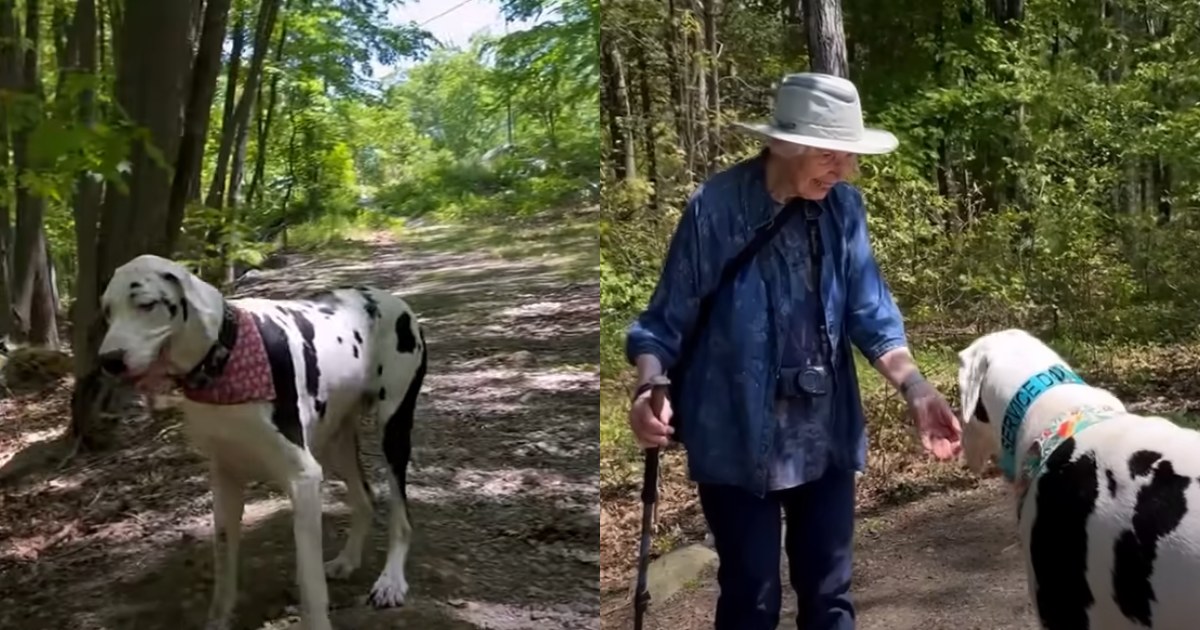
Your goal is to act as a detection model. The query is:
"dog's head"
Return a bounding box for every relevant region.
[956,329,1056,475]
[957,333,1000,475]
[98,254,225,383]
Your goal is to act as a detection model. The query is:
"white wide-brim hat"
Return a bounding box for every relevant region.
[735,73,898,155]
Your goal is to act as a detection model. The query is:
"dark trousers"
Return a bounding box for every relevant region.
[698,468,856,630]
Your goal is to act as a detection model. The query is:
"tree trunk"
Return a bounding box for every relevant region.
[222,0,281,283]
[0,0,20,339]
[247,12,288,210]
[96,0,194,282]
[204,9,247,212]
[226,0,282,215]
[704,0,720,174]
[11,0,55,345]
[691,2,708,176]
[28,234,58,348]
[598,27,629,181]
[801,0,849,78]
[635,43,658,211]
[664,0,686,165]
[79,0,192,450]
[163,0,233,255]
[71,0,102,381]
[610,45,636,183]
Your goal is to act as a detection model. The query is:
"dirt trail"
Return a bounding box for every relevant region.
[0,219,599,630]
[603,478,1041,630]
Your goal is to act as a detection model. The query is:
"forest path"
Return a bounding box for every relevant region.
[0,212,600,630]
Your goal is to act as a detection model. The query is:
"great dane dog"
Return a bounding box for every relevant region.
[959,328,1200,630]
[97,254,426,630]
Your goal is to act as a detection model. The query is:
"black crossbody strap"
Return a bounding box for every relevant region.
[803,203,832,361]
[672,201,803,372]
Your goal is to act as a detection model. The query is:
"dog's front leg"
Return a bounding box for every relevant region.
[205,467,245,630]
[291,472,334,630]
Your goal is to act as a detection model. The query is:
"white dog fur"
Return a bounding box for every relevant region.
[98,254,427,630]
[959,328,1200,630]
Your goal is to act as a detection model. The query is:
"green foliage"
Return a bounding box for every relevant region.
[366,1,601,223]
[602,0,1200,368]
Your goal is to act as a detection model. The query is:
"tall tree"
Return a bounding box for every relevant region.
[164,0,234,254]
[802,0,848,77]
[11,0,58,347]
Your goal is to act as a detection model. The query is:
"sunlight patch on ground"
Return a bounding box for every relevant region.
[448,598,595,629]
[426,369,595,395]
[0,425,65,468]
[408,465,597,503]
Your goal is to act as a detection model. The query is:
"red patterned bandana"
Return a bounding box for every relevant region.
[182,307,276,405]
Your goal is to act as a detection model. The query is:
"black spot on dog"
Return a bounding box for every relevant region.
[394,313,417,354]
[377,364,383,376]
[974,402,990,423]
[1107,468,1118,498]
[353,330,363,344]
[180,299,188,321]
[167,301,178,318]
[158,272,180,286]
[1129,450,1162,478]
[315,399,328,419]
[286,309,321,400]
[337,336,343,344]
[1112,459,1190,626]
[382,334,427,530]
[276,305,289,316]
[358,288,381,320]
[318,306,336,316]
[129,281,141,290]
[379,387,386,401]
[353,345,360,359]
[251,314,304,448]
[1029,437,1098,630]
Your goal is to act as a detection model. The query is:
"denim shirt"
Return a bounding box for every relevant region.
[625,153,908,497]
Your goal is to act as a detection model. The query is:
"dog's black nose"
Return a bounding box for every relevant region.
[98,350,127,376]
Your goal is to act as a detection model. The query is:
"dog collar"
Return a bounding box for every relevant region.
[999,364,1085,480]
[1016,404,1120,504]
[180,301,239,391]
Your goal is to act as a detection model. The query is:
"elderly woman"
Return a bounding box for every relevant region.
[624,73,963,630]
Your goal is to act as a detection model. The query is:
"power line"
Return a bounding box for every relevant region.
[419,0,476,27]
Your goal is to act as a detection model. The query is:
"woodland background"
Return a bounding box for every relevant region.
[0,0,598,447]
[597,0,1200,588]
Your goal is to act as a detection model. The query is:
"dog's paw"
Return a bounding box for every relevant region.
[324,555,359,580]
[368,573,408,608]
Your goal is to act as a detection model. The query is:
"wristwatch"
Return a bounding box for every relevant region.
[631,380,656,403]
[899,371,926,399]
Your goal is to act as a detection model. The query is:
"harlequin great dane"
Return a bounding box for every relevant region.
[958,328,1200,630]
[97,254,426,630]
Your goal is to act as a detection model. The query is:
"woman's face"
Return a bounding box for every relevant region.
[770,140,858,200]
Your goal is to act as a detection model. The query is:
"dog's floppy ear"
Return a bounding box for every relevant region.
[958,341,989,425]
[159,266,224,338]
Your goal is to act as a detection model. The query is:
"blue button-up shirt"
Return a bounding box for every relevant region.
[625,152,908,497]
